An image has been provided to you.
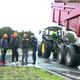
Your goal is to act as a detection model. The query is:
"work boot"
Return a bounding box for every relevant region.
[21,61,24,65]
[32,61,36,65]
[0,61,5,66]
[24,62,28,65]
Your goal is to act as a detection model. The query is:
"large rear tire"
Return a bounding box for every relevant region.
[65,45,80,67]
[41,41,51,58]
[38,44,42,57]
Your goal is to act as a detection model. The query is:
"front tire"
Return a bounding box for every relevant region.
[41,41,51,58]
[38,44,42,57]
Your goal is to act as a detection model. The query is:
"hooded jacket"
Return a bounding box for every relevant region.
[1,38,8,49]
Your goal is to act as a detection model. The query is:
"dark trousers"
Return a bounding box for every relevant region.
[32,48,37,64]
[22,48,28,63]
[1,49,7,62]
[12,47,18,62]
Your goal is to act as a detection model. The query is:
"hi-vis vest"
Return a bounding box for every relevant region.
[52,31,57,37]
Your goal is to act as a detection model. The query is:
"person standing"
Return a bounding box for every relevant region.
[31,34,37,64]
[61,32,69,44]
[10,32,19,62]
[21,33,29,65]
[42,31,46,40]
[0,34,8,65]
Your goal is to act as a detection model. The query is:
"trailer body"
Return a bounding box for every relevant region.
[51,2,80,37]
[51,1,80,67]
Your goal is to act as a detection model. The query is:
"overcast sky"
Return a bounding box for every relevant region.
[0,0,54,37]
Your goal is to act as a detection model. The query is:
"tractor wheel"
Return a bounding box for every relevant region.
[38,44,42,57]
[41,41,51,58]
[58,46,65,64]
[65,45,80,67]
[53,44,58,59]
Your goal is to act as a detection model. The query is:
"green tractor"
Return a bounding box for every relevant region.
[38,26,62,59]
[38,26,80,67]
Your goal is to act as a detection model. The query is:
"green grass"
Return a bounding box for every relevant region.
[0,66,64,80]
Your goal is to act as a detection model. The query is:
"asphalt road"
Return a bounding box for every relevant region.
[0,51,80,80]
[37,53,80,80]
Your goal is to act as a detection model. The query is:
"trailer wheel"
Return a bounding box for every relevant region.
[41,41,51,58]
[58,46,65,64]
[65,45,80,67]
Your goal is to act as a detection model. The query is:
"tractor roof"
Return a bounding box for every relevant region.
[45,26,62,31]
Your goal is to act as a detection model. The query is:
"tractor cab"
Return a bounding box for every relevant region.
[38,26,63,58]
[42,26,62,43]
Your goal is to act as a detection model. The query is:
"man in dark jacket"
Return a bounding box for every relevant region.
[21,33,29,65]
[10,32,19,62]
[31,34,37,64]
[0,34,8,65]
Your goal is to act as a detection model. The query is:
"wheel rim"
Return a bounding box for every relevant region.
[42,43,45,54]
[66,50,71,63]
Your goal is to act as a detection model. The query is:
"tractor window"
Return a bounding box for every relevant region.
[50,30,62,36]
[58,30,62,36]
[50,31,55,35]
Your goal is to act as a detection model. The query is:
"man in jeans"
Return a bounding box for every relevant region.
[10,32,19,62]
[0,34,8,65]
[21,33,29,65]
[31,34,37,64]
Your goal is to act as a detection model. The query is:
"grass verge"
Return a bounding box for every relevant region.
[0,66,64,80]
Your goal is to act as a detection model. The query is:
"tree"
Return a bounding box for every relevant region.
[67,33,76,43]
[0,27,14,39]
[0,27,17,49]
[0,27,34,49]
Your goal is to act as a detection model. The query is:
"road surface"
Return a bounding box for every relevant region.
[0,51,80,80]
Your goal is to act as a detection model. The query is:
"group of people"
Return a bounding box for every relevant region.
[21,33,37,65]
[0,32,37,65]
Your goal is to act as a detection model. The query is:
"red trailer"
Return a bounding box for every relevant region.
[51,0,80,67]
[52,2,80,37]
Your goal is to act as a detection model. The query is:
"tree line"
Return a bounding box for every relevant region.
[0,27,34,49]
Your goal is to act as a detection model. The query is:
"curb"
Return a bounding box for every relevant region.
[35,65,72,80]
[0,61,72,80]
